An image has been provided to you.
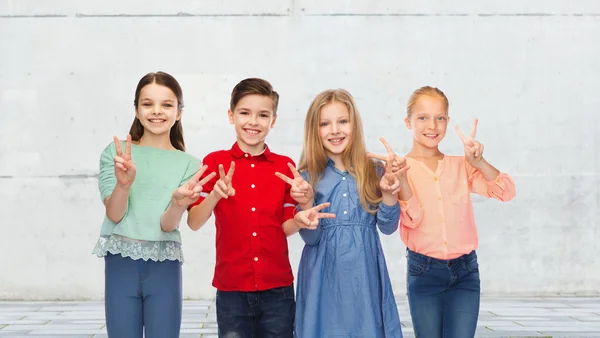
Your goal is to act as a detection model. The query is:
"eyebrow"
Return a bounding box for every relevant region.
[237,108,272,114]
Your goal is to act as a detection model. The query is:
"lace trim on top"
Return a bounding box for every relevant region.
[92,235,184,262]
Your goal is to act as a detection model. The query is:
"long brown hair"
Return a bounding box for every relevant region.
[298,89,381,213]
[130,71,186,151]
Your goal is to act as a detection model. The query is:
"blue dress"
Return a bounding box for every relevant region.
[295,160,403,338]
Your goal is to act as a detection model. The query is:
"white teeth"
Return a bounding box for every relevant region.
[150,119,164,122]
[246,130,259,135]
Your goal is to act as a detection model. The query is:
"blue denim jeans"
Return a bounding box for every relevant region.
[406,249,481,338]
[104,253,182,338]
[216,285,295,338]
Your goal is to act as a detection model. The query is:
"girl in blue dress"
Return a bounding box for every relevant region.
[279,89,407,337]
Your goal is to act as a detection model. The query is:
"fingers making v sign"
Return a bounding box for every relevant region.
[172,165,217,207]
[275,163,314,205]
[294,202,337,230]
[455,118,484,167]
[113,134,136,187]
[213,161,236,199]
[367,137,410,181]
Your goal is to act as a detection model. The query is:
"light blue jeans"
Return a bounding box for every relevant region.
[406,249,481,338]
[104,253,182,338]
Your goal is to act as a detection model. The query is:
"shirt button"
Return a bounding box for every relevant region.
[245,154,249,158]
[441,218,445,222]
[252,232,257,236]
[444,241,448,245]
[343,210,348,215]
[251,184,255,188]
[251,164,255,168]
[254,257,258,261]
[438,196,442,200]
[343,193,347,197]
[251,207,256,212]
[433,176,438,181]
[342,177,346,180]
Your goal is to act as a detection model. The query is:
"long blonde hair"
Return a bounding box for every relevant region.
[298,89,381,214]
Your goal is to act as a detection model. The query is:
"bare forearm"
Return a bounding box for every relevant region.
[473,158,500,181]
[299,197,315,211]
[282,219,301,237]
[381,191,398,206]
[187,192,220,231]
[105,184,131,223]
[161,201,187,232]
[397,177,413,201]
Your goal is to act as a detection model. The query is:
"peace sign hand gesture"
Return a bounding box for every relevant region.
[113,135,136,187]
[171,165,217,207]
[212,161,236,200]
[368,137,410,181]
[275,163,314,205]
[294,202,337,230]
[379,149,403,195]
[455,118,484,167]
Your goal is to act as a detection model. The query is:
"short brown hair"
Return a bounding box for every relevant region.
[230,78,279,114]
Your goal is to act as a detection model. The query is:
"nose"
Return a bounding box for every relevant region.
[331,123,340,134]
[152,103,161,115]
[249,114,259,125]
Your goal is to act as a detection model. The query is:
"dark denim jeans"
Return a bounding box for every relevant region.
[104,253,182,338]
[406,249,481,338]
[216,285,295,338]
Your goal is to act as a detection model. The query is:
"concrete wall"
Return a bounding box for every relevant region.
[1,0,598,300]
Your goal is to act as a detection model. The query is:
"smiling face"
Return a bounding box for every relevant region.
[135,82,181,138]
[318,101,352,162]
[228,94,277,154]
[405,95,449,149]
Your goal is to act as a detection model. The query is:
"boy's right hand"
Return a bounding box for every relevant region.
[212,161,236,200]
[294,202,336,230]
[113,135,136,187]
[275,163,314,205]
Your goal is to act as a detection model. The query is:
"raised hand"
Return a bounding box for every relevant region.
[455,118,484,167]
[294,202,336,230]
[368,137,410,180]
[113,134,136,187]
[213,161,236,199]
[172,165,217,207]
[379,148,402,195]
[275,163,314,205]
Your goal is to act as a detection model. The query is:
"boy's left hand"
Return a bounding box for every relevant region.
[455,118,484,168]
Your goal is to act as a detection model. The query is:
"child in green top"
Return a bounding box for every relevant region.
[93,71,215,338]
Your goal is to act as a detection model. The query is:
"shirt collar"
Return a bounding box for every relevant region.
[229,142,274,162]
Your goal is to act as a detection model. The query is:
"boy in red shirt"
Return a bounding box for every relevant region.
[188,78,301,337]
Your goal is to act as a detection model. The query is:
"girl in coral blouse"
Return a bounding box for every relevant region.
[379,86,516,338]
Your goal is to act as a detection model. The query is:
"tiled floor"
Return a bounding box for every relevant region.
[0,297,599,337]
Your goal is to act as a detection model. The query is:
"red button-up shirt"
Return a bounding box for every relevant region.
[189,143,297,291]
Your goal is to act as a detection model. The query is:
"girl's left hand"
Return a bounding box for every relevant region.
[172,165,216,207]
[455,118,484,168]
